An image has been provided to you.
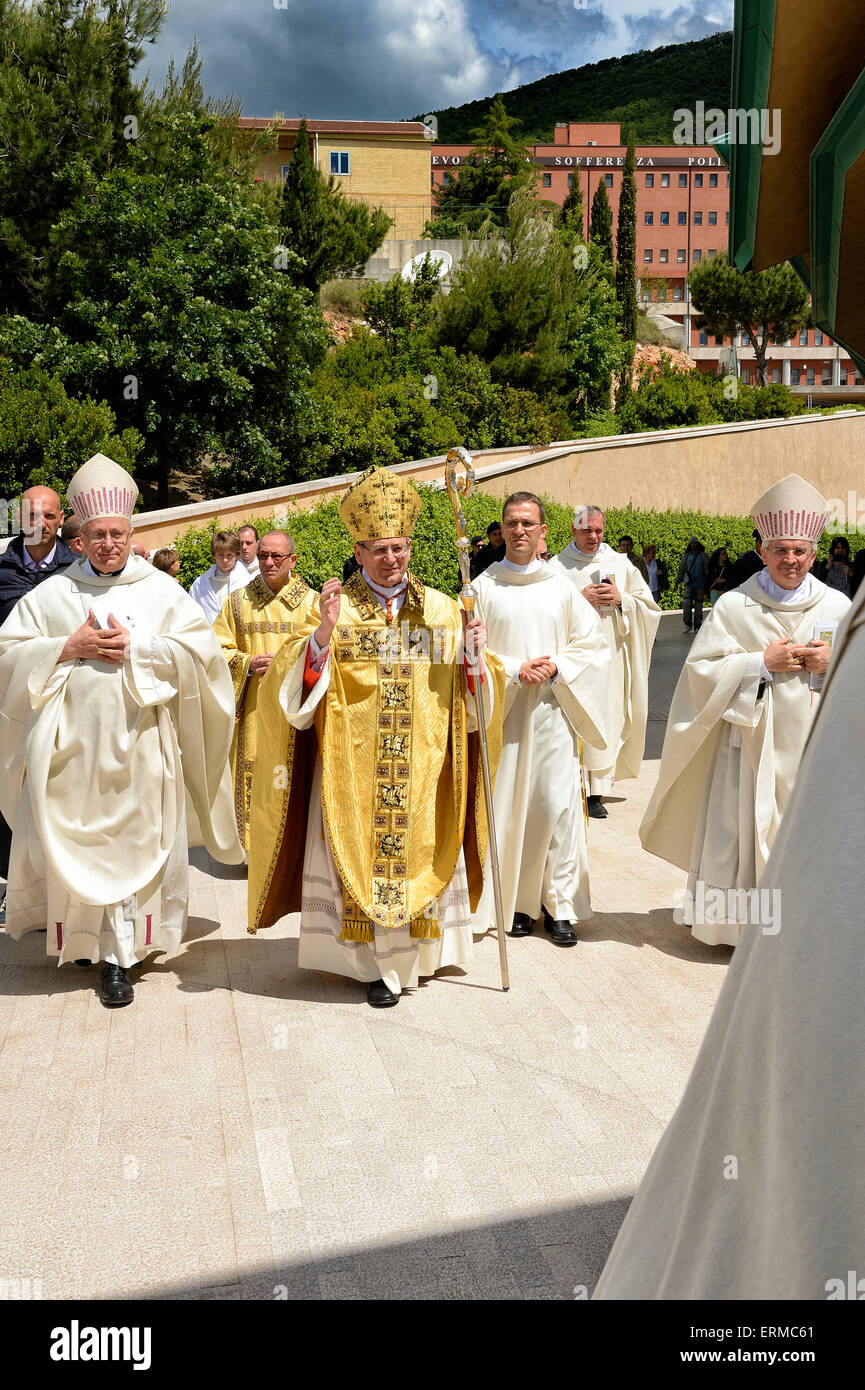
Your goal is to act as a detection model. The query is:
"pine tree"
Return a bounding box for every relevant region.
[615,129,638,345]
[279,118,391,293]
[589,182,613,263]
[428,95,536,232]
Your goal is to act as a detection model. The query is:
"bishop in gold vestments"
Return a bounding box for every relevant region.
[247,466,504,1007]
[213,531,318,852]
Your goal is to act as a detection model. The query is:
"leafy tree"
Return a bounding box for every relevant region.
[618,356,801,433]
[0,112,331,504]
[0,0,165,317]
[589,181,614,263]
[0,358,142,497]
[427,96,537,234]
[565,247,626,417]
[279,118,391,293]
[688,253,811,387]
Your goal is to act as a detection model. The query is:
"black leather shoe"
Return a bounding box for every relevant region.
[367,978,399,1008]
[75,959,92,967]
[587,795,608,819]
[543,914,579,947]
[509,913,534,936]
[99,963,134,1007]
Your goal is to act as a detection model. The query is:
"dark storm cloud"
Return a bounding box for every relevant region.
[139,0,732,119]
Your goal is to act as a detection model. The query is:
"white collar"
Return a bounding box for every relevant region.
[569,539,611,561]
[757,569,812,603]
[500,556,544,574]
[362,569,407,599]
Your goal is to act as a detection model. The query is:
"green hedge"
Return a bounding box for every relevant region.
[169,486,865,610]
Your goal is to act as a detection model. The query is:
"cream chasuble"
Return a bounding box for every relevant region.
[550,542,660,794]
[213,574,318,851]
[0,557,243,966]
[641,572,850,945]
[247,569,505,995]
[596,582,865,1300]
[473,561,609,927]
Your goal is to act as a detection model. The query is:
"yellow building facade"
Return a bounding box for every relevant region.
[241,118,433,241]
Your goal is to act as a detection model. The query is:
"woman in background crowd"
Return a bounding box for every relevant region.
[706,545,731,604]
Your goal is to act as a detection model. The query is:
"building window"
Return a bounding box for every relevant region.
[329,151,350,176]
[699,331,708,346]
[677,248,686,263]
[604,173,613,186]
[442,172,451,185]
[814,329,823,345]
[709,172,718,187]
[645,173,654,187]
[725,211,730,224]
[586,140,596,146]
[658,285,667,299]
[567,173,574,187]
[694,211,702,225]
[791,368,800,385]
[771,367,781,384]
[694,173,703,187]
[661,173,670,187]
[281,164,291,181]
[645,211,654,224]
[542,172,551,187]
[708,210,717,225]
[741,368,750,384]
[715,335,724,346]
[673,285,683,300]
[707,249,717,259]
[678,210,686,225]
[741,332,749,345]
[693,249,702,263]
[679,172,688,187]
[659,248,668,263]
[726,173,731,186]
[799,330,809,346]
[644,249,653,262]
[822,365,831,385]
[806,368,815,386]
[660,210,669,225]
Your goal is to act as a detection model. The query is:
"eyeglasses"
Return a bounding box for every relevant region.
[765,546,812,559]
[362,542,410,559]
[501,520,541,531]
[259,552,294,563]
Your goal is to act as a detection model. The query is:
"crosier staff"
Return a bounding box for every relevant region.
[445,446,509,992]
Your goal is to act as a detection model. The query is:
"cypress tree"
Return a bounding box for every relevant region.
[560,176,584,239]
[279,118,327,293]
[615,128,638,345]
[589,181,613,263]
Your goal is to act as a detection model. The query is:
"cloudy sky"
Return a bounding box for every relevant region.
[141,0,733,120]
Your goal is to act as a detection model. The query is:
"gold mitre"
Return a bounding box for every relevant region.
[338,465,422,542]
[751,473,830,542]
[66,453,138,524]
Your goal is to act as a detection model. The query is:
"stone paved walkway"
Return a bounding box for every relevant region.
[0,616,732,1300]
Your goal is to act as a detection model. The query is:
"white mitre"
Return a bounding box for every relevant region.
[751,473,830,542]
[66,453,138,524]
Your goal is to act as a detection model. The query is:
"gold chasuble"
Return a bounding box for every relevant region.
[213,574,318,850]
[248,566,505,940]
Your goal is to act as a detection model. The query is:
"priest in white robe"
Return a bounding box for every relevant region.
[247,465,505,1009]
[0,454,243,1007]
[473,491,609,946]
[641,474,850,947]
[551,505,660,819]
[596,574,865,1300]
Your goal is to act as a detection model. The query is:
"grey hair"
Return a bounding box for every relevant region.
[573,505,605,527]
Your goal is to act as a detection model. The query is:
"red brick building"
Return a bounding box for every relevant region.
[431,122,862,402]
